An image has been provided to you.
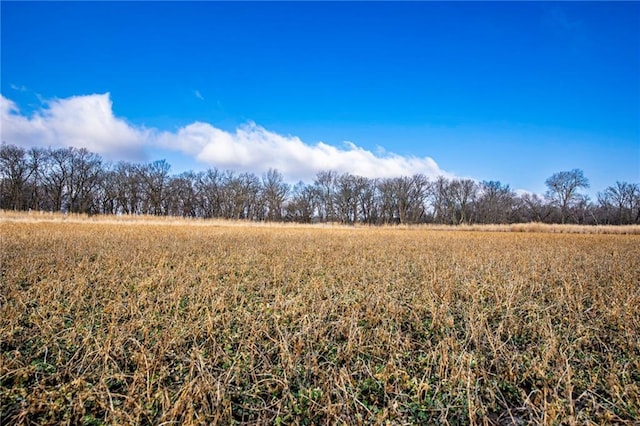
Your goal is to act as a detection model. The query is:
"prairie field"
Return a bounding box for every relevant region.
[1,215,639,425]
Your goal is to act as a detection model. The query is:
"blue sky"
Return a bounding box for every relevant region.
[1,1,638,196]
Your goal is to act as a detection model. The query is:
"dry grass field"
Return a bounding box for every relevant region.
[1,214,639,425]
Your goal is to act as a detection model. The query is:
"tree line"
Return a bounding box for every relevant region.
[1,143,639,225]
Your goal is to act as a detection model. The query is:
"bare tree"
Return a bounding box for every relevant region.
[26,147,48,211]
[0,143,30,210]
[314,171,338,222]
[599,181,639,225]
[66,148,103,214]
[166,172,198,217]
[334,173,359,224]
[43,148,73,212]
[430,176,450,224]
[517,192,552,223]
[407,174,430,223]
[476,181,515,224]
[194,168,225,218]
[223,171,261,220]
[261,169,289,221]
[111,162,144,215]
[376,178,397,224]
[355,176,377,225]
[545,169,589,224]
[97,166,119,215]
[285,181,317,223]
[374,175,430,224]
[450,179,477,224]
[140,159,171,215]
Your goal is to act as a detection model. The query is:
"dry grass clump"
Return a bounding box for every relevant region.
[506,222,640,235]
[1,218,639,425]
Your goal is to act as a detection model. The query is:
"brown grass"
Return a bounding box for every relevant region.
[3,210,639,234]
[1,213,639,425]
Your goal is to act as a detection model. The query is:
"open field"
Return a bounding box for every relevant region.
[1,215,639,424]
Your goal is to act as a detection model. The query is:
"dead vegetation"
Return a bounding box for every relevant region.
[1,215,639,424]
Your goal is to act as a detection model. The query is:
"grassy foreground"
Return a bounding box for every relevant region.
[1,217,639,425]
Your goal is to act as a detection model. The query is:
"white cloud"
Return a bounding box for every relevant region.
[155,121,448,181]
[1,93,149,161]
[194,90,204,100]
[1,93,450,182]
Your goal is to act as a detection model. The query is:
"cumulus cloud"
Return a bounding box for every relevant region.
[1,93,149,161]
[1,93,449,182]
[155,121,447,181]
